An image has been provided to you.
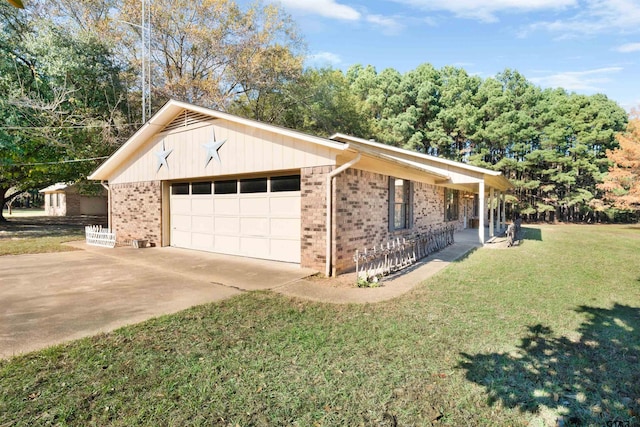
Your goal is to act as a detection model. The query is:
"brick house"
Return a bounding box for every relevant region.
[89,100,512,276]
[40,183,108,216]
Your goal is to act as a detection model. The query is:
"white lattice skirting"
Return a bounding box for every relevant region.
[85,225,116,248]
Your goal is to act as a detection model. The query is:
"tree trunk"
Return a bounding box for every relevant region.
[0,187,7,222]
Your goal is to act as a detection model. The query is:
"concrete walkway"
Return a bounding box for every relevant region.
[276,232,483,304]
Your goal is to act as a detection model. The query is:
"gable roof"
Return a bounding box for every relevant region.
[89,99,512,192]
[89,99,349,181]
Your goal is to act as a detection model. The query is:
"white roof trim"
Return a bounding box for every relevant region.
[356,148,449,180]
[330,133,502,177]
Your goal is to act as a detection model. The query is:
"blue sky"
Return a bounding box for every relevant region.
[263,0,640,111]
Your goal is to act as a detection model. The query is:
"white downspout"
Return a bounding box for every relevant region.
[326,154,361,277]
[100,181,111,230]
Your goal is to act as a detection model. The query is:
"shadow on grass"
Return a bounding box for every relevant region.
[0,215,107,239]
[451,246,478,263]
[458,304,640,425]
[521,226,542,241]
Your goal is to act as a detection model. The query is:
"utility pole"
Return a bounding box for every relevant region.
[120,0,151,123]
[141,0,151,123]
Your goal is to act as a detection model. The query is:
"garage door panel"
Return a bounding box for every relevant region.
[240,237,269,258]
[270,239,300,263]
[172,214,191,230]
[172,198,191,215]
[192,215,213,233]
[270,218,300,238]
[214,198,239,215]
[172,229,190,247]
[270,195,300,215]
[191,233,214,250]
[240,197,268,215]
[215,235,240,254]
[214,216,240,234]
[241,217,269,236]
[191,198,213,215]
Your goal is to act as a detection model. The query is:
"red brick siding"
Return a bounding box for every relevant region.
[333,169,463,274]
[110,181,162,245]
[300,165,334,271]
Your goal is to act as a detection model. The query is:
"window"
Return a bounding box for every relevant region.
[240,178,267,193]
[56,193,61,207]
[214,180,237,194]
[191,181,212,195]
[389,177,411,230]
[271,175,300,192]
[445,188,459,221]
[49,194,53,207]
[171,183,189,195]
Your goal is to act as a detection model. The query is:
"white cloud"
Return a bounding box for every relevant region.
[616,42,640,53]
[527,0,640,36]
[306,51,343,66]
[392,0,576,23]
[277,0,360,21]
[530,67,623,92]
[366,14,405,34]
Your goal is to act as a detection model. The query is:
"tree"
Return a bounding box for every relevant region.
[231,67,370,137]
[118,0,304,110]
[598,109,640,213]
[33,0,304,117]
[0,4,129,221]
[344,64,628,222]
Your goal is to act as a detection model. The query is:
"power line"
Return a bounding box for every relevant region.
[1,156,109,167]
[0,123,141,130]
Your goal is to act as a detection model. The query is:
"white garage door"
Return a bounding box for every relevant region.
[169,176,301,263]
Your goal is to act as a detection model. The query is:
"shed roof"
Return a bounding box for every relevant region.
[39,182,72,193]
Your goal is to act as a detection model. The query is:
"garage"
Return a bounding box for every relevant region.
[170,174,301,263]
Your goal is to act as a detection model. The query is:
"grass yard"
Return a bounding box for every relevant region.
[0,213,105,255]
[1,224,639,426]
[0,233,84,256]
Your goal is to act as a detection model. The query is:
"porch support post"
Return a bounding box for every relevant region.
[489,187,495,238]
[500,192,506,229]
[478,181,485,244]
[496,189,501,232]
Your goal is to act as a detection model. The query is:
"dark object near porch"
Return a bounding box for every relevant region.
[506,218,522,247]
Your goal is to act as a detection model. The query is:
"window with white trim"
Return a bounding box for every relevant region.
[445,188,459,221]
[389,177,412,230]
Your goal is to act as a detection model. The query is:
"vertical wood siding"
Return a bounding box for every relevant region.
[109,120,337,184]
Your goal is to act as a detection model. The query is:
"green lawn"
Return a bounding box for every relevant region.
[1,225,639,426]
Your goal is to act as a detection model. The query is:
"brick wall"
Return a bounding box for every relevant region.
[332,169,462,274]
[65,192,81,216]
[110,181,162,245]
[300,165,334,271]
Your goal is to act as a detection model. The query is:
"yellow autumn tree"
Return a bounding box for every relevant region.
[599,108,640,211]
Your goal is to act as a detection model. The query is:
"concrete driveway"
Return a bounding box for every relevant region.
[0,243,315,359]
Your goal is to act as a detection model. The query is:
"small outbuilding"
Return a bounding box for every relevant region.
[89,100,512,275]
[39,182,108,216]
